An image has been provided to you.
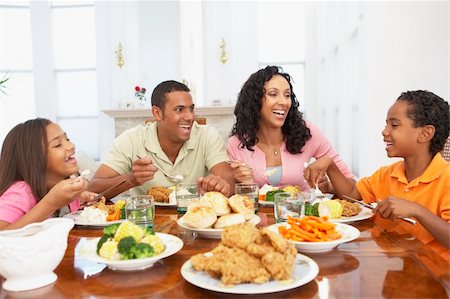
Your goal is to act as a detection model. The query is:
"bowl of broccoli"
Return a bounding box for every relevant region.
[80,221,183,271]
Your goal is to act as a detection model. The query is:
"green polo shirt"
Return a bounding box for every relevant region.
[103,122,229,195]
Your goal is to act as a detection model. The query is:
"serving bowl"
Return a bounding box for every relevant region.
[77,232,183,271]
[0,218,74,291]
[267,222,360,253]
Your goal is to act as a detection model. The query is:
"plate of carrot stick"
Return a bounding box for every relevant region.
[267,216,360,253]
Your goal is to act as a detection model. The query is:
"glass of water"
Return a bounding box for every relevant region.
[274,192,302,223]
[176,183,199,214]
[235,183,259,213]
[125,195,155,231]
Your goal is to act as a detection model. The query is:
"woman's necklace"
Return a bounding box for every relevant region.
[274,149,279,156]
[258,137,283,157]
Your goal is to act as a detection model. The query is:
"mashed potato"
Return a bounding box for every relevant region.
[78,206,107,223]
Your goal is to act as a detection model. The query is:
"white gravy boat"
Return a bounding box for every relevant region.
[0,218,74,292]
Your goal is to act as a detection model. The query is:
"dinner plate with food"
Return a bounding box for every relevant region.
[181,222,319,294]
[77,221,183,271]
[267,216,360,253]
[147,186,177,206]
[63,199,126,227]
[258,184,312,206]
[304,198,374,223]
[177,191,261,238]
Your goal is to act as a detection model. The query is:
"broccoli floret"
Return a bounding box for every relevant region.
[103,222,121,237]
[265,189,285,202]
[143,226,155,237]
[120,206,126,219]
[117,236,137,259]
[305,202,319,216]
[96,234,111,254]
[130,243,154,259]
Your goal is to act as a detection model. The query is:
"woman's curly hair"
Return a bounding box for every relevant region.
[230,66,312,153]
[397,90,450,155]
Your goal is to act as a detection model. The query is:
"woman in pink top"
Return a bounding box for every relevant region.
[0,118,99,230]
[227,66,354,192]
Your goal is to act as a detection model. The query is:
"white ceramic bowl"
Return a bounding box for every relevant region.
[0,218,74,291]
[177,214,261,239]
[77,233,183,271]
[267,222,360,253]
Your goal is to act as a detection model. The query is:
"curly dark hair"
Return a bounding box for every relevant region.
[397,90,450,155]
[230,66,311,153]
[151,80,190,110]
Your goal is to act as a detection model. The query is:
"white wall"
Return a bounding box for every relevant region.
[306,1,449,178]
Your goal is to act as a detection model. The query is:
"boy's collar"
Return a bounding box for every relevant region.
[392,153,447,185]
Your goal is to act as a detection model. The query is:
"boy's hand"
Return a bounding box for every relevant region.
[303,156,333,189]
[374,196,420,219]
[230,160,254,184]
[197,174,231,197]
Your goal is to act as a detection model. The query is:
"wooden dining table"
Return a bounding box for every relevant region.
[1,205,449,298]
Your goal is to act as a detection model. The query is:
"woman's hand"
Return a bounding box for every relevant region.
[229,160,254,184]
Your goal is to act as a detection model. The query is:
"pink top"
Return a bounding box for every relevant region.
[0,181,80,224]
[227,120,353,191]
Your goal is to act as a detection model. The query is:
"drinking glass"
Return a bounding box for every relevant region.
[235,183,259,213]
[273,192,302,223]
[176,183,199,214]
[125,195,155,231]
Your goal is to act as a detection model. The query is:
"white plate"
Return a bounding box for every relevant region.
[330,206,374,223]
[181,253,318,294]
[177,214,261,239]
[63,211,125,227]
[267,222,360,253]
[77,233,183,271]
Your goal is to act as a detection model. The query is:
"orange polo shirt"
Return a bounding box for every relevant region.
[356,153,450,259]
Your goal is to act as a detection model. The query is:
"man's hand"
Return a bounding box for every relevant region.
[197,174,231,197]
[130,156,158,186]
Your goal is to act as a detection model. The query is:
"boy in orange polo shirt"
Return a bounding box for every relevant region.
[304,90,450,252]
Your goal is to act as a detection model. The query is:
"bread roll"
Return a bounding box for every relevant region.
[227,194,255,220]
[182,205,217,229]
[202,191,231,216]
[213,213,246,229]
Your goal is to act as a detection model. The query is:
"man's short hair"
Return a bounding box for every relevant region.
[151,80,190,109]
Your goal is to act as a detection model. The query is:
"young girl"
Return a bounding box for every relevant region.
[0,118,99,230]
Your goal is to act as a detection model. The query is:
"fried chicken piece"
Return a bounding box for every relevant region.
[191,244,271,285]
[147,186,171,203]
[221,222,261,250]
[336,199,362,217]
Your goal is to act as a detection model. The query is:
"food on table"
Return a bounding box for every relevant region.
[336,199,362,217]
[318,200,343,218]
[77,199,126,223]
[97,221,165,260]
[304,199,362,218]
[213,213,246,229]
[190,222,297,285]
[183,205,217,229]
[147,186,172,203]
[79,169,91,181]
[227,194,254,220]
[278,216,342,242]
[201,191,231,216]
[258,184,279,201]
[180,192,257,229]
[263,185,301,202]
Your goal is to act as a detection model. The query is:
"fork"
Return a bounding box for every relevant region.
[136,155,184,183]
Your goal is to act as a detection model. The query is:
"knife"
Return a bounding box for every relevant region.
[93,179,127,201]
[342,195,416,225]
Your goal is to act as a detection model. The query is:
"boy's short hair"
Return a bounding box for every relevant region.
[397,90,450,155]
[151,80,190,110]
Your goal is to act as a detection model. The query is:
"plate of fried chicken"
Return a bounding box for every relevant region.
[181,222,319,294]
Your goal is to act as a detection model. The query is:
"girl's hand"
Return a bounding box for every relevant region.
[79,191,102,205]
[45,177,88,210]
[374,196,420,219]
[229,160,254,184]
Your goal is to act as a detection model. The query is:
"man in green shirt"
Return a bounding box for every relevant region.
[89,80,235,198]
